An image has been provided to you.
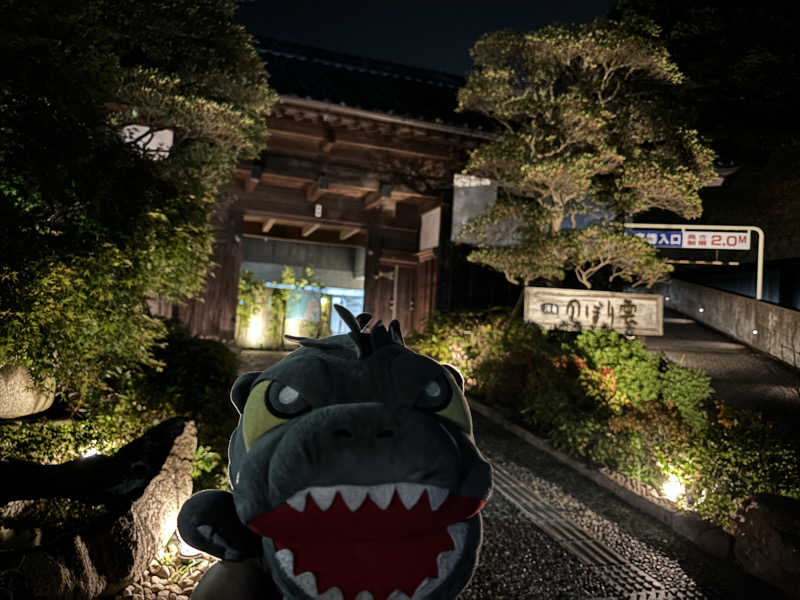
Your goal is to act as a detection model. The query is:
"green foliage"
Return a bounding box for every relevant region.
[0,0,276,397]
[237,269,263,328]
[570,223,673,289]
[575,329,662,408]
[192,445,223,490]
[683,419,800,528]
[660,362,713,432]
[0,320,239,491]
[0,498,109,534]
[409,310,799,530]
[457,16,716,289]
[130,319,239,488]
[0,413,152,465]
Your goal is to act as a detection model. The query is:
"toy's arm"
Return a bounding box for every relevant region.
[177,490,262,560]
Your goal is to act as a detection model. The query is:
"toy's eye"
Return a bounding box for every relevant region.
[415,372,451,412]
[266,382,309,418]
[243,380,285,450]
[432,368,473,435]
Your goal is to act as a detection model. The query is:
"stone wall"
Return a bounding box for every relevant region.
[656,279,800,368]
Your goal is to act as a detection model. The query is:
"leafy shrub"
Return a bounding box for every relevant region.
[660,362,713,432]
[575,329,661,407]
[409,309,800,530]
[124,319,239,489]
[1,319,239,491]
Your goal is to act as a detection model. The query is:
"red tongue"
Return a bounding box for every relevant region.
[248,491,485,600]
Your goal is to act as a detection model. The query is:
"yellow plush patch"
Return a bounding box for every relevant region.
[435,370,473,436]
[243,379,287,451]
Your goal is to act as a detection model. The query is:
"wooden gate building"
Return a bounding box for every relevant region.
[178,38,517,341]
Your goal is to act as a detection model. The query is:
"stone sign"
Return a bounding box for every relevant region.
[524,287,663,336]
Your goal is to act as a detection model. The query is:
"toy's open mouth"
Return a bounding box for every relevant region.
[248,483,485,600]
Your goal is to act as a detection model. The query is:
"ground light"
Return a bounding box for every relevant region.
[661,473,685,502]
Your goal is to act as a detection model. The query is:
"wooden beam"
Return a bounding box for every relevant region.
[233,183,367,224]
[305,181,324,203]
[363,191,383,211]
[320,127,336,153]
[256,154,438,202]
[267,117,456,161]
[301,223,321,237]
[261,218,276,233]
[339,228,361,241]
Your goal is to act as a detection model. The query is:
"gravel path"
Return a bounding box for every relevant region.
[462,413,786,599]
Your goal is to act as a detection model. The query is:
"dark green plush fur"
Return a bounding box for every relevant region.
[178,307,492,600]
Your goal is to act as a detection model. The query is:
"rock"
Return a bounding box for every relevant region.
[733,494,800,599]
[0,418,197,599]
[0,364,55,419]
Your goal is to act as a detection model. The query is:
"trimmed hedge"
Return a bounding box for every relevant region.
[407,309,800,530]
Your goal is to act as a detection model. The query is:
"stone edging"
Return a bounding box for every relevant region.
[469,398,734,561]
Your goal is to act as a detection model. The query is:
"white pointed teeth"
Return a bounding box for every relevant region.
[387,590,411,600]
[319,588,344,600]
[309,487,338,511]
[355,592,375,600]
[286,489,307,512]
[367,483,395,509]
[283,483,450,512]
[396,482,426,509]
[274,548,294,576]
[428,486,449,511]
[447,522,469,553]
[295,571,318,596]
[339,485,369,512]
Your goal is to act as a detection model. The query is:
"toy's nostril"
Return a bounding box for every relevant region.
[332,428,353,440]
[376,429,395,439]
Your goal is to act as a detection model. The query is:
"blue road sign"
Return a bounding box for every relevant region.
[627,229,683,248]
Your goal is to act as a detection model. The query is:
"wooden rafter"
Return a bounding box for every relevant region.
[363,191,383,211]
[305,181,324,203]
[339,228,361,241]
[261,218,276,233]
[301,223,321,237]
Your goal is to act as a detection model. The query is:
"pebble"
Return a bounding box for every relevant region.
[113,532,218,600]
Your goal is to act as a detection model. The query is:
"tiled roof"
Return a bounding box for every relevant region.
[255,37,492,131]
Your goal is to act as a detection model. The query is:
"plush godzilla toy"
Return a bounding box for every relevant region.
[178,305,492,600]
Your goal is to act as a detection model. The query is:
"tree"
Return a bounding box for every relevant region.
[456,17,716,291]
[611,2,800,262]
[0,0,277,397]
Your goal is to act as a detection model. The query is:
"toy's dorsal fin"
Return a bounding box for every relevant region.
[333,304,361,334]
[388,319,405,346]
[355,312,372,331]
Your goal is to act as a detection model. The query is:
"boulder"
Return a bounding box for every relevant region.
[0,364,55,419]
[733,494,800,599]
[0,418,197,599]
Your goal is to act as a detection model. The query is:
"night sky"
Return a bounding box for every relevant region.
[236,0,613,76]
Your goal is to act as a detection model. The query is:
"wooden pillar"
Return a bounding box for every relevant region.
[414,249,438,332]
[177,201,243,341]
